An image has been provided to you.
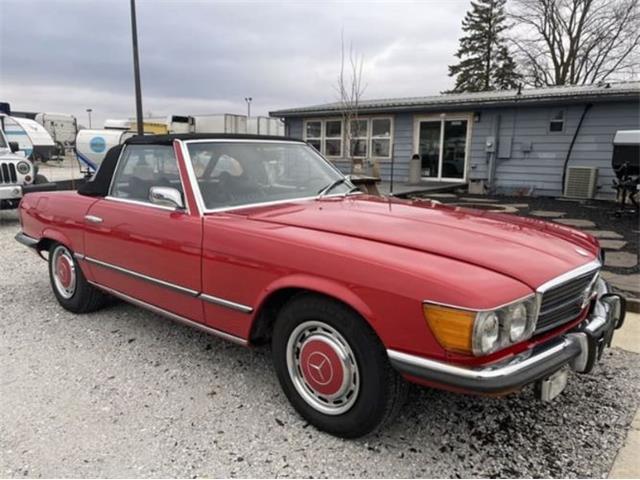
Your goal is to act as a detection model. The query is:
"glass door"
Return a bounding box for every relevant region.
[442,120,467,180]
[417,116,469,181]
[418,121,441,178]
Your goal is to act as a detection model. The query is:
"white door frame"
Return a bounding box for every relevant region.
[413,112,473,182]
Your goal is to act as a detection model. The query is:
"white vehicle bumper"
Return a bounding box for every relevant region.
[0,185,23,200]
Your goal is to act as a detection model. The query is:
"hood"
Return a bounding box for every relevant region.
[0,148,28,162]
[242,195,600,289]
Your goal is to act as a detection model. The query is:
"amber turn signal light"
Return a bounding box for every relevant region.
[423,304,475,353]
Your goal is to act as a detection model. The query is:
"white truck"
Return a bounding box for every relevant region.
[0,124,47,210]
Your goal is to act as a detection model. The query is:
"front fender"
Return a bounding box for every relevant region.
[256,273,375,321]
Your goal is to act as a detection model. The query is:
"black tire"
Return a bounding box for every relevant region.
[34,174,48,184]
[48,242,108,313]
[272,293,408,438]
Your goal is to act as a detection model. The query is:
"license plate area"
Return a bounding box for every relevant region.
[536,368,569,402]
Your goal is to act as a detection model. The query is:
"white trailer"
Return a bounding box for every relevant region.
[1,115,56,162]
[34,112,78,153]
[194,114,247,134]
[75,129,135,172]
[131,115,195,134]
[247,116,285,136]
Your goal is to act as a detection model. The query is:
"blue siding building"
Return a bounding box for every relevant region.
[271,82,640,199]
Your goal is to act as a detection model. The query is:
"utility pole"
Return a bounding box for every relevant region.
[130,0,144,135]
[244,97,252,118]
[86,108,92,128]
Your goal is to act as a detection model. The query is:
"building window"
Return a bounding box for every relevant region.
[349,119,368,158]
[549,110,565,132]
[304,119,342,158]
[371,118,392,157]
[304,116,393,159]
[324,120,343,157]
[305,121,322,152]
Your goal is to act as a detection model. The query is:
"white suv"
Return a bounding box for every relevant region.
[0,129,39,210]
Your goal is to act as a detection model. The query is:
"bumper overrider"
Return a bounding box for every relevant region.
[388,278,625,397]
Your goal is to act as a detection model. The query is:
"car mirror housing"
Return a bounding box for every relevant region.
[149,186,185,210]
[9,141,20,153]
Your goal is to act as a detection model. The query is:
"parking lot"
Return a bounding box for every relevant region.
[1,208,639,478]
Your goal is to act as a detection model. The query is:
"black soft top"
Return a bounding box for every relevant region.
[125,133,305,145]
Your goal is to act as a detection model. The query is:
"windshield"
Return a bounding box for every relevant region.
[0,129,7,149]
[186,141,353,210]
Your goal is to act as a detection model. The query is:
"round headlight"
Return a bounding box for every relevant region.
[508,303,528,342]
[473,312,500,354]
[16,161,31,175]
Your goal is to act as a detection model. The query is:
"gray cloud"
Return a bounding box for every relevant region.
[0,0,466,127]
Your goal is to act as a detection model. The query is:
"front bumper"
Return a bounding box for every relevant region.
[0,185,23,209]
[0,184,23,200]
[388,279,625,394]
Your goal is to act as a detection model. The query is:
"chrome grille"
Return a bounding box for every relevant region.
[0,162,17,184]
[535,269,599,334]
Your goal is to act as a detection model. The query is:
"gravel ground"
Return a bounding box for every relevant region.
[1,209,639,478]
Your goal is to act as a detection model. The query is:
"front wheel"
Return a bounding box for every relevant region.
[48,243,108,313]
[272,294,407,438]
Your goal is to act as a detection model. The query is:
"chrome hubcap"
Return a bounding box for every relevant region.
[52,246,76,299]
[286,321,359,415]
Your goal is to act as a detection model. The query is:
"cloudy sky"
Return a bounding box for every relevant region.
[1,0,467,127]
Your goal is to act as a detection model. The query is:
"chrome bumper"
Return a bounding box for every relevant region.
[15,232,39,248]
[388,279,625,394]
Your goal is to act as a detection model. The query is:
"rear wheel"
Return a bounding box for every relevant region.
[48,243,108,313]
[272,294,407,438]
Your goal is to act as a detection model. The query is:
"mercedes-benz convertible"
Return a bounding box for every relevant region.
[15,134,625,438]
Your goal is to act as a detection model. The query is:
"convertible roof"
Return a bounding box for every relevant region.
[124,133,305,145]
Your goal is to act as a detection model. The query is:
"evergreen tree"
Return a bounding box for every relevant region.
[448,0,519,93]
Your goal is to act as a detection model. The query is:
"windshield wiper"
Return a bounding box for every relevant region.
[317,177,346,198]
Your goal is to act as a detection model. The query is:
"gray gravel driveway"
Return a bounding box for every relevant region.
[1,210,639,478]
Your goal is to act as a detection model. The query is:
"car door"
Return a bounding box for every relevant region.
[83,143,203,322]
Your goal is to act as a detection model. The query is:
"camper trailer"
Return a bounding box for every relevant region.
[1,115,56,162]
[34,112,78,153]
[75,129,135,171]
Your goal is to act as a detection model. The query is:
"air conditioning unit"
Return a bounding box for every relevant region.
[564,166,598,199]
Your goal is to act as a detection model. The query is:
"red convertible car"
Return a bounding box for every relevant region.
[16,134,625,438]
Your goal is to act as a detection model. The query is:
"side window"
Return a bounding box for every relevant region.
[110,145,183,203]
[549,110,565,133]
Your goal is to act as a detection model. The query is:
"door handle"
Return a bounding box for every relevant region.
[84,215,103,224]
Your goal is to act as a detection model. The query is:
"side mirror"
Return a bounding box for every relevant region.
[9,141,19,153]
[149,186,185,210]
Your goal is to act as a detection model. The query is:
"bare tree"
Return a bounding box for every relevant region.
[509,0,640,86]
[334,33,366,170]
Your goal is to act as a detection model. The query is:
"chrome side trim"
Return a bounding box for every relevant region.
[83,256,199,297]
[89,282,248,346]
[422,294,536,313]
[536,259,601,293]
[82,256,254,313]
[200,293,253,314]
[74,252,85,260]
[105,196,185,213]
[14,231,39,248]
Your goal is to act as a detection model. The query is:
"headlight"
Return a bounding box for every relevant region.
[424,295,538,356]
[16,161,31,175]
